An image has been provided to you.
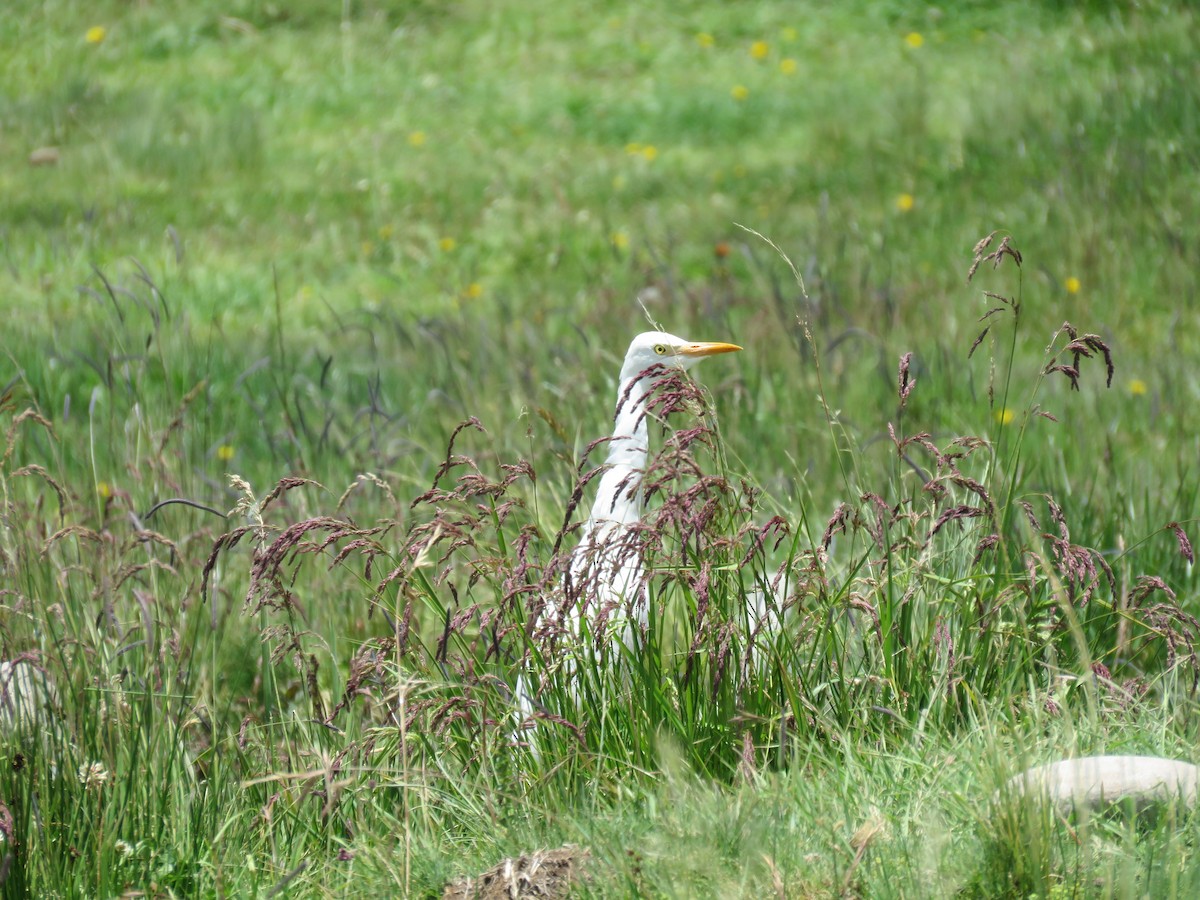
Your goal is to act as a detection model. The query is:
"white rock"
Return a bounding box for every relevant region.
[0,660,58,737]
[1004,755,1200,813]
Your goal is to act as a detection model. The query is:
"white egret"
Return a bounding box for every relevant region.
[559,331,742,638]
[518,331,741,728]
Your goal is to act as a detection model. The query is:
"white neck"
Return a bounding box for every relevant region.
[582,370,654,537]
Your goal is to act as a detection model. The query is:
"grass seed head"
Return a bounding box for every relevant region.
[897,352,915,408]
[1168,522,1195,565]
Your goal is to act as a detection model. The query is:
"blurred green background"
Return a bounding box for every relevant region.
[5,2,1196,516]
[3,1,1200,895]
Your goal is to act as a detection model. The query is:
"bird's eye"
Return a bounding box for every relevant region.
[653,343,669,355]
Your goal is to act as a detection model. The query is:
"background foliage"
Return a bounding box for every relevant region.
[1,0,1198,895]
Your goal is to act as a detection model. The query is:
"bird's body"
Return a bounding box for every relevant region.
[518,331,740,728]
[561,332,741,641]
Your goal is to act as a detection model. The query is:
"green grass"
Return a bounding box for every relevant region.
[2,0,1199,896]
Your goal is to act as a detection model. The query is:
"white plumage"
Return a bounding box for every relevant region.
[559,331,741,640]
[517,331,740,731]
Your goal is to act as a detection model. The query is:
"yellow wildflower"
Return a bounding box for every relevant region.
[86,26,107,45]
[611,231,629,250]
[779,58,797,75]
[731,85,749,101]
[696,32,715,48]
[217,445,236,462]
[993,408,1015,426]
[1065,276,1081,294]
[439,237,457,252]
[625,142,643,155]
[97,481,112,499]
[464,282,483,300]
[895,193,915,213]
[905,32,924,49]
[1129,379,1148,396]
[641,145,658,162]
[408,131,427,147]
[750,41,769,60]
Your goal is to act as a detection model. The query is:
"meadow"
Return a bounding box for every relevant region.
[1,0,1199,895]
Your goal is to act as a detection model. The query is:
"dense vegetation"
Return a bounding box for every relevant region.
[2,1,1198,895]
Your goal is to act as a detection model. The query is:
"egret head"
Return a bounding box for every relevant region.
[618,331,742,383]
